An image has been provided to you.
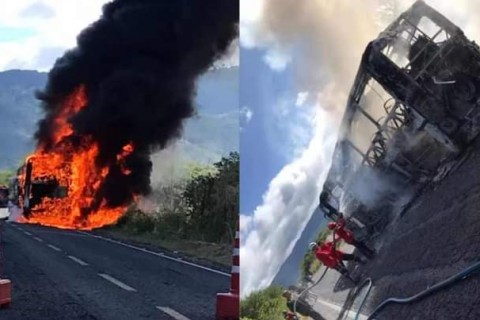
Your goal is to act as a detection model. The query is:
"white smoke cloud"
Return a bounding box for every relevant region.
[240,108,338,295]
[240,0,480,297]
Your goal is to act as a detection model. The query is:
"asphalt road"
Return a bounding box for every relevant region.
[302,245,369,320]
[0,222,230,320]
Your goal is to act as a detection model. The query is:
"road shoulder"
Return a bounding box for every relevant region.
[93,228,231,274]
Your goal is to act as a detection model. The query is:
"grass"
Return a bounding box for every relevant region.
[309,259,322,275]
[98,226,232,268]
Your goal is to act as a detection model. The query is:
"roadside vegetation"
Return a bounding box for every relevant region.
[241,285,286,320]
[104,152,239,267]
[241,228,336,319]
[0,169,14,185]
[241,285,311,320]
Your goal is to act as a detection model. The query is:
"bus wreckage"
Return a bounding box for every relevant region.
[10,157,68,217]
[319,1,480,237]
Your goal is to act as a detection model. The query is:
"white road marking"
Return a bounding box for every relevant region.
[47,244,62,252]
[68,255,89,266]
[35,230,90,237]
[98,273,137,292]
[34,237,43,242]
[78,231,230,277]
[156,306,191,320]
[24,231,32,236]
[316,298,368,320]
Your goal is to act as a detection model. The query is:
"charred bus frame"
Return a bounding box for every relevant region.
[11,158,68,216]
[320,1,480,233]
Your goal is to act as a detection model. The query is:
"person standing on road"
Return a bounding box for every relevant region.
[309,241,364,283]
[327,214,376,259]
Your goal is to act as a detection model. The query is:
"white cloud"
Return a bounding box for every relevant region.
[0,0,109,71]
[295,92,309,107]
[240,0,265,48]
[0,1,239,72]
[263,48,291,72]
[240,106,254,124]
[240,105,254,132]
[20,1,55,19]
[240,108,339,297]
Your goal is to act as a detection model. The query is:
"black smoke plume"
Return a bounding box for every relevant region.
[35,0,238,213]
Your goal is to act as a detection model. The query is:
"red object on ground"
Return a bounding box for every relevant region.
[0,221,11,308]
[216,221,239,320]
[0,279,11,308]
[314,241,345,268]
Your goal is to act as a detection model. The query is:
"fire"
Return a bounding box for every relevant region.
[117,142,134,176]
[19,86,135,230]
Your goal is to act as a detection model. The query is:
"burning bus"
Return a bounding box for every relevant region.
[12,157,68,216]
[9,86,130,230]
[319,1,480,236]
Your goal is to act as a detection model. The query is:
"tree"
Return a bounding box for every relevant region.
[241,286,286,320]
[209,152,239,242]
[182,152,239,243]
[118,152,239,244]
[0,169,14,186]
[182,163,217,239]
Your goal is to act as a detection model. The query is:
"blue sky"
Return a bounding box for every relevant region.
[240,41,328,295]
[240,47,295,214]
[0,25,37,42]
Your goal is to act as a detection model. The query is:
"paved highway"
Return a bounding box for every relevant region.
[0,222,229,320]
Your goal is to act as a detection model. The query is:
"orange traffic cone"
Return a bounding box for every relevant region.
[215,222,239,319]
[0,219,11,308]
[0,279,11,308]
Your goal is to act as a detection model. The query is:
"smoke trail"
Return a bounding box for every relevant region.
[240,0,480,296]
[35,0,239,213]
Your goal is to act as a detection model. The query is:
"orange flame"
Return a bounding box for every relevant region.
[19,86,135,230]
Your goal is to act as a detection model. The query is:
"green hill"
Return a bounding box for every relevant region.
[0,67,239,171]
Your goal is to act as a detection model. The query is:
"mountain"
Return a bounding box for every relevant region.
[0,70,47,169]
[182,66,239,161]
[272,208,327,287]
[0,67,239,171]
